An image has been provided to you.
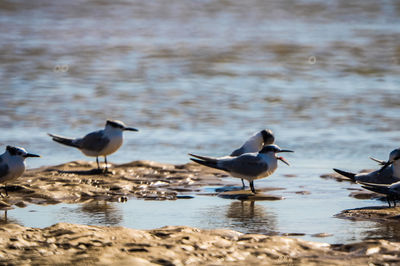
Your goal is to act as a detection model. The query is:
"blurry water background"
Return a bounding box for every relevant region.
[0,0,400,244]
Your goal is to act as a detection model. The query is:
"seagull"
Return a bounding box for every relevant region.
[190,129,275,188]
[333,148,400,184]
[48,120,138,172]
[0,146,40,197]
[189,144,293,194]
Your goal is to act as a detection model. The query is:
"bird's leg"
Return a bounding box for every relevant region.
[394,200,397,208]
[241,179,246,189]
[96,156,100,170]
[387,196,391,208]
[104,156,108,173]
[249,181,256,194]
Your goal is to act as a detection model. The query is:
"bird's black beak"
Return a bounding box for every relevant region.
[278,149,294,153]
[24,153,40,158]
[124,127,139,132]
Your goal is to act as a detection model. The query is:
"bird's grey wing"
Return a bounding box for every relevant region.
[0,163,9,179]
[230,146,245,156]
[76,130,110,152]
[356,167,399,184]
[222,155,268,176]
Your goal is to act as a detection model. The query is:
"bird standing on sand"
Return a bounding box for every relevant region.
[48,120,138,172]
[0,146,40,197]
[190,129,275,188]
[333,148,400,185]
[190,144,293,194]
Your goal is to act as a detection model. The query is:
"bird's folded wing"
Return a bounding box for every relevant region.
[77,131,110,152]
[230,146,245,156]
[355,167,398,184]
[222,155,268,176]
[0,164,9,179]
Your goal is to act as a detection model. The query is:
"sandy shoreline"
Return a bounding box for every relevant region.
[0,161,399,265]
[0,223,399,265]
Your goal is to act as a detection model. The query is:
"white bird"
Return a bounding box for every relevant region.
[190,129,275,188]
[333,148,400,184]
[0,146,40,197]
[48,120,138,172]
[190,144,293,194]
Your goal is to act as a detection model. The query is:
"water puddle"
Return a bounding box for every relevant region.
[2,173,396,245]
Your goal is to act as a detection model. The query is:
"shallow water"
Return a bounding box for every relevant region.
[1,0,400,244]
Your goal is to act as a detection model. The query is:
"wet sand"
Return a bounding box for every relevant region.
[0,160,229,208]
[0,223,399,265]
[0,162,399,264]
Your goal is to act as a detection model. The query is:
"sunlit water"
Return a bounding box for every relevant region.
[0,0,400,244]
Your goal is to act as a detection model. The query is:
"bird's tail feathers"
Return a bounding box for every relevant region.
[48,133,80,148]
[188,153,218,163]
[190,158,223,170]
[361,185,390,195]
[333,168,356,182]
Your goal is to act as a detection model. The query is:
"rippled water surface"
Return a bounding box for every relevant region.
[1,0,400,244]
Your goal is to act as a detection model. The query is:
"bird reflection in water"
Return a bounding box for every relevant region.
[79,200,123,226]
[361,219,400,242]
[226,201,278,235]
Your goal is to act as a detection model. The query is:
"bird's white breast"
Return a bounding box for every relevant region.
[0,156,26,184]
[100,131,123,156]
[392,161,400,179]
[254,153,278,180]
